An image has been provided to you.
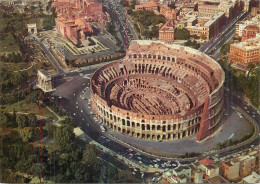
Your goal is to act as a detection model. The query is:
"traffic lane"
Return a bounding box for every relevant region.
[225,89,260,124]
[68,80,179,169]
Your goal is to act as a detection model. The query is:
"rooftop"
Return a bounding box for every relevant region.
[231,37,260,51]
[242,172,260,183]
[199,158,214,166]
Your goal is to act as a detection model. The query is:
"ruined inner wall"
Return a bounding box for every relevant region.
[90,40,225,141]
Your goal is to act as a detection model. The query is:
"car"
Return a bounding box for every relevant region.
[132,172,136,175]
[73,113,76,115]
[76,106,79,108]
[81,110,83,113]
[149,165,154,167]
[139,161,142,164]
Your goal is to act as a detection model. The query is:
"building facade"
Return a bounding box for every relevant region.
[242,24,260,41]
[159,19,176,43]
[229,36,260,67]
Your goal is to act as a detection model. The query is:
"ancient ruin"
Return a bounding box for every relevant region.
[90,41,225,141]
[52,0,106,45]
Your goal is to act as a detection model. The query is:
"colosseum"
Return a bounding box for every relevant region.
[90,40,225,141]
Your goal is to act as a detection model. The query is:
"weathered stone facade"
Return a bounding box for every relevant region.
[91,41,225,141]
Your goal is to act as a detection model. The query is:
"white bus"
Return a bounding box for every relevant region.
[100,125,106,133]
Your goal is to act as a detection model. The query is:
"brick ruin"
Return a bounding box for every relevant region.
[52,0,106,45]
[90,40,225,141]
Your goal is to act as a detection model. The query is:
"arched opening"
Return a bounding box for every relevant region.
[147,124,150,130]
[142,124,145,130]
[162,125,166,132]
[162,135,166,140]
[152,125,155,130]
[157,135,160,140]
[157,125,161,130]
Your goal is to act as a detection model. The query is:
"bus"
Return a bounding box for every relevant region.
[100,125,106,133]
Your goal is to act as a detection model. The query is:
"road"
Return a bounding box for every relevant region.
[104,0,138,49]
[49,64,259,171]
[32,35,66,74]
[199,11,247,55]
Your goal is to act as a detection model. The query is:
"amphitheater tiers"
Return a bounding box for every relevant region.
[90,40,225,141]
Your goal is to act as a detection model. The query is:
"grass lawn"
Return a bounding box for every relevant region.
[2,100,58,121]
[3,62,30,72]
[0,33,20,52]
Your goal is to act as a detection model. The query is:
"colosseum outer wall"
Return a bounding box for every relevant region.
[90,40,225,142]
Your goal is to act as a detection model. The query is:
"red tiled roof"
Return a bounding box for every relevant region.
[199,158,213,166]
[204,174,209,179]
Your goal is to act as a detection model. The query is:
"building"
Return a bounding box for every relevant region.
[52,0,106,45]
[159,19,176,43]
[221,159,240,180]
[204,175,229,183]
[251,7,259,17]
[90,40,225,141]
[241,172,260,183]
[163,166,192,183]
[242,24,260,41]
[229,36,260,67]
[237,155,256,177]
[135,0,158,11]
[185,12,225,40]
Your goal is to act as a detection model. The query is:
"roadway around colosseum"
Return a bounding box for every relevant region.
[75,75,254,155]
[105,110,253,155]
[51,63,255,157]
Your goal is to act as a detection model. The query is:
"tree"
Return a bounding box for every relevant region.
[27,113,36,126]
[168,2,175,9]
[83,144,102,180]
[19,127,33,142]
[220,43,230,55]
[130,0,137,9]
[175,28,190,40]
[54,124,75,150]
[16,114,28,128]
[0,112,10,127]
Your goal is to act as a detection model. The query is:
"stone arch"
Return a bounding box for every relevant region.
[157,125,161,130]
